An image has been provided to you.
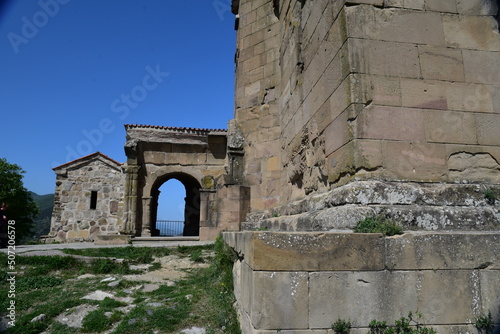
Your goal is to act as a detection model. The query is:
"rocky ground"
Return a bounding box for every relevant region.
[0,241,214,334]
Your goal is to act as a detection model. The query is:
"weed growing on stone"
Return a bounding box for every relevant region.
[484,189,497,205]
[368,312,436,334]
[354,216,403,236]
[475,311,494,334]
[369,320,389,334]
[332,319,351,334]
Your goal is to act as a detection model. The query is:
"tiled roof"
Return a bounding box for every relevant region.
[52,152,121,170]
[124,124,226,133]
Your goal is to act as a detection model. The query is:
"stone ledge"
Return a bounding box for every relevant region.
[224,231,385,271]
[223,231,500,271]
[243,181,500,232]
[94,234,131,245]
[387,232,500,270]
[246,181,500,222]
[242,205,500,232]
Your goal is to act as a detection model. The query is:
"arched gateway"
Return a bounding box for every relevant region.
[119,124,248,240]
[49,123,250,242]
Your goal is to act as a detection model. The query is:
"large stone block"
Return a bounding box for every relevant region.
[250,232,385,271]
[401,79,447,110]
[480,270,500,318]
[384,0,425,9]
[363,75,402,107]
[418,45,464,82]
[447,150,500,183]
[346,5,444,45]
[423,110,477,145]
[443,14,500,52]
[386,233,500,270]
[456,0,499,15]
[381,141,447,181]
[309,271,390,328]
[463,50,500,85]
[476,113,500,146]
[355,105,425,142]
[416,270,478,324]
[425,0,457,13]
[251,271,309,330]
[324,110,351,156]
[346,0,383,5]
[446,82,498,113]
[310,269,479,327]
[349,39,421,78]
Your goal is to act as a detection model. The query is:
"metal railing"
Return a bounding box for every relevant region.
[155,220,184,236]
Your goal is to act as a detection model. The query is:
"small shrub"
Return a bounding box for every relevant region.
[148,262,162,271]
[90,258,117,274]
[109,310,123,323]
[368,312,436,334]
[475,311,494,334]
[49,322,74,334]
[484,190,497,205]
[369,320,388,334]
[82,309,111,332]
[332,319,351,334]
[189,249,205,263]
[100,297,127,310]
[89,258,135,275]
[354,216,403,236]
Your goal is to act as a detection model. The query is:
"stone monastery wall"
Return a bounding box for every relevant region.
[227,0,500,332]
[233,0,500,214]
[224,231,500,334]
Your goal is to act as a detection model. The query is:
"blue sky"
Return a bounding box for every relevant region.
[0,0,236,219]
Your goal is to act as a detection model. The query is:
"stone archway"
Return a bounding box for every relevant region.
[149,172,201,237]
[120,124,241,240]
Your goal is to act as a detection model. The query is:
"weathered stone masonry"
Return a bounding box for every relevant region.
[232,0,500,215]
[121,124,242,240]
[225,0,500,332]
[50,152,124,242]
[50,125,251,242]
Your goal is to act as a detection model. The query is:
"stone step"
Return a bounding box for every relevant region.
[131,236,200,242]
[245,181,500,223]
[242,204,500,232]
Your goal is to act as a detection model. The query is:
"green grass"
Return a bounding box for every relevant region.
[82,309,113,332]
[0,240,239,334]
[354,216,403,236]
[62,245,214,264]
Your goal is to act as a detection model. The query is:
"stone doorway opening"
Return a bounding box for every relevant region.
[150,173,201,237]
[155,179,184,236]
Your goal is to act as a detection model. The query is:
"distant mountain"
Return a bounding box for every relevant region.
[29,192,54,239]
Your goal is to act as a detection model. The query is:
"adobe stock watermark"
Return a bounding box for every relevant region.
[7,0,71,54]
[51,64,169,168]
[213,0,232,21]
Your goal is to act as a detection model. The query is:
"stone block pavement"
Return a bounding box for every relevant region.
[0,240,214,257]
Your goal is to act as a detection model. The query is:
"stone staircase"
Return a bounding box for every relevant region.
[242,180,500,232]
